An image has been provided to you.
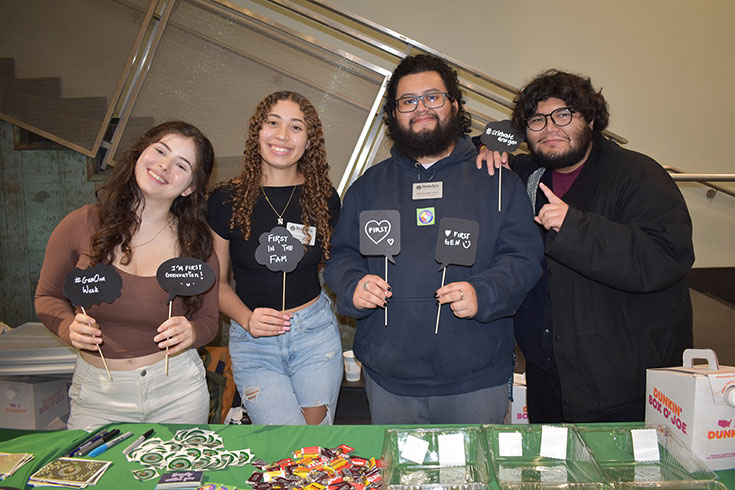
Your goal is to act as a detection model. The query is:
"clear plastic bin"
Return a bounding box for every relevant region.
[381,427,490,490]
[484,424,609,489]
[575,425,720,489]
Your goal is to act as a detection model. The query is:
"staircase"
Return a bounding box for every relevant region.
[0,57,109,151]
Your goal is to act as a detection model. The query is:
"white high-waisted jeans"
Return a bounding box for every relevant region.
[66,348,209,431]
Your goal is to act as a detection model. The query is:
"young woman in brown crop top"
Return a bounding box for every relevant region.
[35,121,220,431]
[207,91,342,425]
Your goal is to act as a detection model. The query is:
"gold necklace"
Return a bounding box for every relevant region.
[261,186,296,225]
[131,220,170,248]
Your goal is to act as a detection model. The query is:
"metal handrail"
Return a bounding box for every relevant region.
[665,167,735,199]
[268,0,630,146]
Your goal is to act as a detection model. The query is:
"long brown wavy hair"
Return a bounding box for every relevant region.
[223,91,334,259]
[89,121,215,315]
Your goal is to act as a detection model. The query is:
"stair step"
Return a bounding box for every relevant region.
[0,75,62,99]
[1,91,108,149]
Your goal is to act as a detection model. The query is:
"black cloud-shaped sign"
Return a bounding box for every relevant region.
[480,120,525,153]
[63,264,123,309]
[435,217,480,270]
[255,226,305,273]
[156,257,216,304]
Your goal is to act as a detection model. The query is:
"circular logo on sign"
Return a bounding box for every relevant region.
[418,209,434,224]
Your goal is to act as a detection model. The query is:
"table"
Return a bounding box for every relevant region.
[1,423,733,489]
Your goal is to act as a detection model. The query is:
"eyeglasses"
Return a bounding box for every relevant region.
[395,92,448,113]
[526,107,576,131]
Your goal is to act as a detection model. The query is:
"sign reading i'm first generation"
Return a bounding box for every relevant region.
[156,257,216,303]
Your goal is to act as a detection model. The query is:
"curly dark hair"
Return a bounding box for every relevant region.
[89,121,215,315]
[512,69,609,133]
[383,54,471,138]
[221,91,334,259]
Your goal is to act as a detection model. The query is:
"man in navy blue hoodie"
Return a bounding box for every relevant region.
[324,54,544,424]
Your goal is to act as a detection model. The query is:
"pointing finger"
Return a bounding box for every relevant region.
[539,182,563,204]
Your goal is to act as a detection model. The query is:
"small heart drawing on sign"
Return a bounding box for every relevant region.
[445,229,451,236]
[387,238,394,246]
[185,282,192,287]
[365,220,391,245]
[462,240,471,249]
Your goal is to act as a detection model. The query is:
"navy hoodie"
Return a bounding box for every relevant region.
[324,136,543,396]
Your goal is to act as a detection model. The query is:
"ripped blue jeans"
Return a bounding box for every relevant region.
[229,292,343,425]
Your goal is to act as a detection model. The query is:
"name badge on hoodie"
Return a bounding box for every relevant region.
[412,182,443,200]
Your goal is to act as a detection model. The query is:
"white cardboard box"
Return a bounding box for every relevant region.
[507,372,529,424]
[0,375,69,429]
[645,349,735,471]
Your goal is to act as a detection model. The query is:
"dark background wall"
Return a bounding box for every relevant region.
[0,120,97,327]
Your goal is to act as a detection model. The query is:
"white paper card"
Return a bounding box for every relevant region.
[498,432,523,457]
[438,433,465,466]
[632,429,660,462]
[399,435,430,464]
[286,222,316,246]
[539,426,567,460]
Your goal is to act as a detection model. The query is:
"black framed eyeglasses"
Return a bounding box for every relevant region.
[526,107,576,131]
[395,92,448,113]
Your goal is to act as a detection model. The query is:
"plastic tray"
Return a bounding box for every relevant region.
[381,427,490,490]
[575,425,720,489]
[484,424,609,489]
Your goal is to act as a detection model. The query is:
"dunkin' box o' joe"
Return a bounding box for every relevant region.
[645,348,735,471]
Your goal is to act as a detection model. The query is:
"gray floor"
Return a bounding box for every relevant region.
[691,289,735,366]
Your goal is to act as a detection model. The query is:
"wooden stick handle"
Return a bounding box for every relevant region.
[82,306,112,380]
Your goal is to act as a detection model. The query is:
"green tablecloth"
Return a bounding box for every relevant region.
[1,423,733,489]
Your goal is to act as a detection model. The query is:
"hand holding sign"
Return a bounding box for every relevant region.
[156,257,215,375]
[360,210,400,326]
[255,226,305,312]
[480,120,525,211]
[63,264,123,380]
[434,218,479,334]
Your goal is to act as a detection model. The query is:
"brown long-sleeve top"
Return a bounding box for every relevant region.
[35,205,220,358]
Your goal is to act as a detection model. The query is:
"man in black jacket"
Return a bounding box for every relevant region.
[477,70,694,423]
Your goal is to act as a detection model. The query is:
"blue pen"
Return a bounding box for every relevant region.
[78,428,120,456]
[89,431,132,457]
[67,429,108,457]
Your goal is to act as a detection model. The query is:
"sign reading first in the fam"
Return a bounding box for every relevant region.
[254,226,305,274]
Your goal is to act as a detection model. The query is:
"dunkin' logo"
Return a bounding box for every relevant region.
[709,419,734,440]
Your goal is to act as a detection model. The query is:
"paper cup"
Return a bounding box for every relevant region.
[342,350,362,382]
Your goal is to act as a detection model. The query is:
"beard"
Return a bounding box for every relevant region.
[529,123,593,170]
[390,108,461,161]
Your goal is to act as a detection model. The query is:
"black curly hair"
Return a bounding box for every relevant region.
[383,54,471,138]
[512,69,609,133]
